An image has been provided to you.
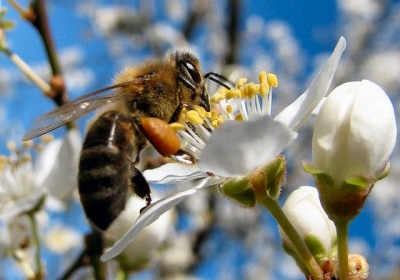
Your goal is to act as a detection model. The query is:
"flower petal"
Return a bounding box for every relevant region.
[143,163,208,184]
[36,129,82,199]
[198,115,297,177]
[275,37,346,131]
[0,190,46,220]
[101,176,224,261]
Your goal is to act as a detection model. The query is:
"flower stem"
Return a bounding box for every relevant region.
[335,220,349,280]
[257,195,324,280]
[27,212,43,279]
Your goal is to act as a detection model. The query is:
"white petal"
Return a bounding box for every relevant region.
[275,37,346,131]
[101,176,224,261]
[35,139,63,186]
[143,163,208,184]
[0,189,46,220]
[37,129,82,199]
[198,115,297,177]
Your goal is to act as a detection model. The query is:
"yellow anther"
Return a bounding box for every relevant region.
[36,144,45,153]
[169,122,185,131]
[22,154,32,163]
[186,110,204,125]
[217,115,224,125]
[226,105,233,114]
[211,109,218,119]
[245,82,260,98]
[218,87,228,96]
[0,155,7,163]
[6,141,16,151]
[22,140,33,149]
[260,82,269,98]
[236,78,247,88]
[259,71,268,84]
[242,83,249,98]
[41,134,54,144]
[211,119,219,128]
[195,106,206,118]
[235,113,243,121]
[181,107,188,115]
[226,89,241,99]
[267,73,278,87]
[210,92,226,104]
[204,110,212,118]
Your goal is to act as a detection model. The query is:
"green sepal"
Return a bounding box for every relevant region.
[1,20,15,30]
[302,161,335,189]
[0,8,6,18]
[219,176,256,208]
[0,8,15,30]
[329,238,338,260]
[304,234,329,265]
[250,155,286,200]
[376,161,390,181]
[302,161,320,175]
[342,174,373,193]
[25,195,46,215]
[261,155,286,200]
[281,241,310,276]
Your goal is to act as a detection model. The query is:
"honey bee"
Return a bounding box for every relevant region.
[23,51,211,230]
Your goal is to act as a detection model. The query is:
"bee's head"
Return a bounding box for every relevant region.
[172,51,210,112]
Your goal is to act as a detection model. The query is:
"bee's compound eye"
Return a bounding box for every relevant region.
[182,61,202,84]
[139,118,181,157]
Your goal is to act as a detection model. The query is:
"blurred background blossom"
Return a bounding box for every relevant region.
[0,0,399,279]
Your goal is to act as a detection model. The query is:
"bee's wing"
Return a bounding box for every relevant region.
[23,79,145,140]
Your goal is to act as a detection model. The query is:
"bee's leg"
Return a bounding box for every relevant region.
[130,165,152,212]
[132,127,147,165]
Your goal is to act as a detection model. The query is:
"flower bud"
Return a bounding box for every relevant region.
[279,186,337,270]
[312,80,396,184]
[348,254,369,280]
[309,80,396,221]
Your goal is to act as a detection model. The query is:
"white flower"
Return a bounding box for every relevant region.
[279,186,336,264]
[36,129,81,200]
[101,176,223,261]
[104,194,175,271]
[312,80,397,183]
[101,37,346,261]
[0,129,81,220]
[5,215,33,252]
[149,37,347,181]
[44,225,82,254]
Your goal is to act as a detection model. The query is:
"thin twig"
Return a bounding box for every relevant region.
[29,0,68,107]
[225,0,239,65]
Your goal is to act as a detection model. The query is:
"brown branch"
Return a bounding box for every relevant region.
[225,0,240,65]
[28,0,68,107]
[58,229,106,280]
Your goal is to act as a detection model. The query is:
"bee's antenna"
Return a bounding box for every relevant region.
[204,72,233,90]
